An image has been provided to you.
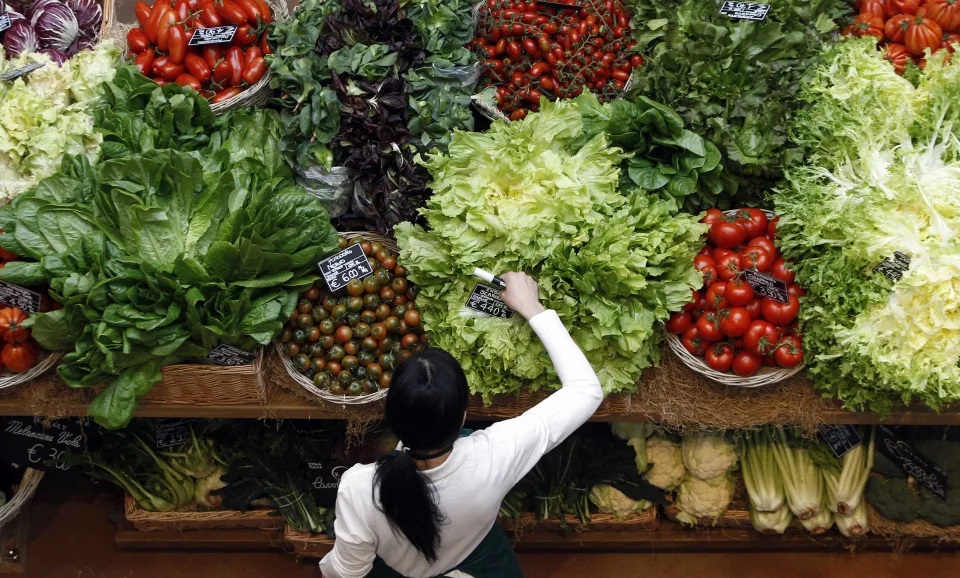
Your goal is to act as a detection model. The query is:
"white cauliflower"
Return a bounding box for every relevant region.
[589,484,650,520]
[612,422,655,472]
[644,436,686,491]
[674,474,735,526]
[681,432,738,479]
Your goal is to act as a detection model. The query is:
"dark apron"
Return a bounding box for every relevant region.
[367,523,523,578]
[366,429,523,578]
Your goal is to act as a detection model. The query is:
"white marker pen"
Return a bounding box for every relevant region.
[472,268,507,289]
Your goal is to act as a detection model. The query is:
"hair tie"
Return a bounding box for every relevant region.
[407,445,455,461]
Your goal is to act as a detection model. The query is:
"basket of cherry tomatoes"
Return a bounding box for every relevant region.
[845,0,960,75]
[125,0,287,112]
[276,233,428,405]
[471,0,643,121]
[664,209,805,388]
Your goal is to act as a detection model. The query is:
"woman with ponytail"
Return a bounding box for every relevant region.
[319,272,603,578]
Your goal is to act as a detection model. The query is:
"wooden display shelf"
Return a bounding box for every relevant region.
[114,517,286,552]
[0,513,29,574]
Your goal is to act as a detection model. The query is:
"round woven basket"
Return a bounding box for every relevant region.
[0,351,62,393]
[666,209,804,389]
[277,231,405,406]
[107,0,287,115]
[0,468,44,532]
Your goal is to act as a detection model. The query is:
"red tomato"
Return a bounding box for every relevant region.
[0,308,29,344]
[885,13,913,43]
[725,279,755,307]
[199,2,222,27]
[244,46,263,66]
[127,27,149,53]
[203,46,224,69]
[708,220,746,249]
[507,41,522,59]
[892,0,923,14]
[929,0,960,33]
[696,313,723,342]
[905,16,943,56]
[733,208,768,239]
[168,25,187,64]
[135,1,152,27]
[242,56,267,85]
[743,320,781,357]
[233,23,259,47]
[747,236,777,257]
[136,51,157,80]
[226,46,244,86]
[2,341,38,373]
[694,254,716,271]
[767,216,779,238]
[850,14,885,40]
[720,307,752,337]
[717,252,742,281]
[665,311,692,335]
[254,0,272,23]
[681,326,706,356]
[788,284,806,298]
[771,259,796,283]
[762,295,800,326]
[775,335,804,368]
[213,60,233,86]
[174,73,202,91]
[212,86,243,103]
[156,9,177,52]
[174,0,190,20]
[237,0,263,22]
[705,281,728,310]
[713,247,735,261]
[683,289,700,312]
[704,343,735,372]
[859,0,887,17]
[733,351,762,377]
[741,245,774,273]
[702,208,724,224]
[216,0,249,25]
[745,297,763,320]
[185,53,212,83]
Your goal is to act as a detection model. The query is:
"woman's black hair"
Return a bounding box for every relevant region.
[373,348,469,563]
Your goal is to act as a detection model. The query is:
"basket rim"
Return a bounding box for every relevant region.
[276,343,388,405]
[123,495,282,521]
[0,468,44,531]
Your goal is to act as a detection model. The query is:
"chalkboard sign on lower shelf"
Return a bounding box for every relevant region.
[0,417,92,471]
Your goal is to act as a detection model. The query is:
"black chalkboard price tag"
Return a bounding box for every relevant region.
[205,343,256,366]
[308,460,349,508]
[719,1,771,21]
[317,243,374,293]
[0,280,42,313]
[465,283,515,319]
[0,14,11,33]
[877,425,948,500]
[0,417,90,471]
[155,419,189,449]
[819,424,863,459]
[874,251,911,282]
[743,269,789,304]
[188,25,238,46]
[0,61,45,82]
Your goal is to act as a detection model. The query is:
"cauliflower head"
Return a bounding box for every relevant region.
[644,436,686,491]
[612,422,655,472]
[589,484,650,520]
[675,474,735,525]
[681,432,738,480]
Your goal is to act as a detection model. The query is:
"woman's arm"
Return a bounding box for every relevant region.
[318,469,378,578]
[478,273,603,488]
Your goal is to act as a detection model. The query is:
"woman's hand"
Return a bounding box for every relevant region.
[499,272,546,321]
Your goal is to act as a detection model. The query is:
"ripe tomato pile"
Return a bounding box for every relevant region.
[127,0,273,103]
[472,0,643,120]
[846,0,960,74]
[278,237,428,397]
[666,209,805,378]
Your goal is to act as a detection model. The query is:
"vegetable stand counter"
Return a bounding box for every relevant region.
[1,356,959,426]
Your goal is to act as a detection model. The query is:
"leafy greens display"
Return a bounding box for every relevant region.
[774,38,960,413]
[629,0,850,206]
[396,95,705,399]
[0,68,339,428]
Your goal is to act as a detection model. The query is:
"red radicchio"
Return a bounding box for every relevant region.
[1,19,38,56]
[33,2,78,51]
[63,0,98,34]
[39,46,66,63]
[26,0,57,23]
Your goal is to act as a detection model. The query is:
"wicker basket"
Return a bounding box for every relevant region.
[663,504,753,529]
[284,525,335,557]
[666,209,804,389]
[135,348,265,405]
[0,351,62,393]
[98,0,116,42]
[279,232,401,406]
[501,507,659,535]
[0,468,43,532]
[124,496,284,532]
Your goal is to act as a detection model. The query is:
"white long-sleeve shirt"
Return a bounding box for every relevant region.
[319,310,603,578]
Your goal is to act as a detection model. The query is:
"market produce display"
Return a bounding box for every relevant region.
[0,41,118,201]
[396,95,706,399]
[1,0,104,60]
[666,209,805,378]
[472,0,643,120]
[267,0,477,231]
[278,234,427,397]
[0,67,339,428]
[629,0,851,206]
[125,0,273,101]
[845,0,960,73]
[775,38,960,413]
